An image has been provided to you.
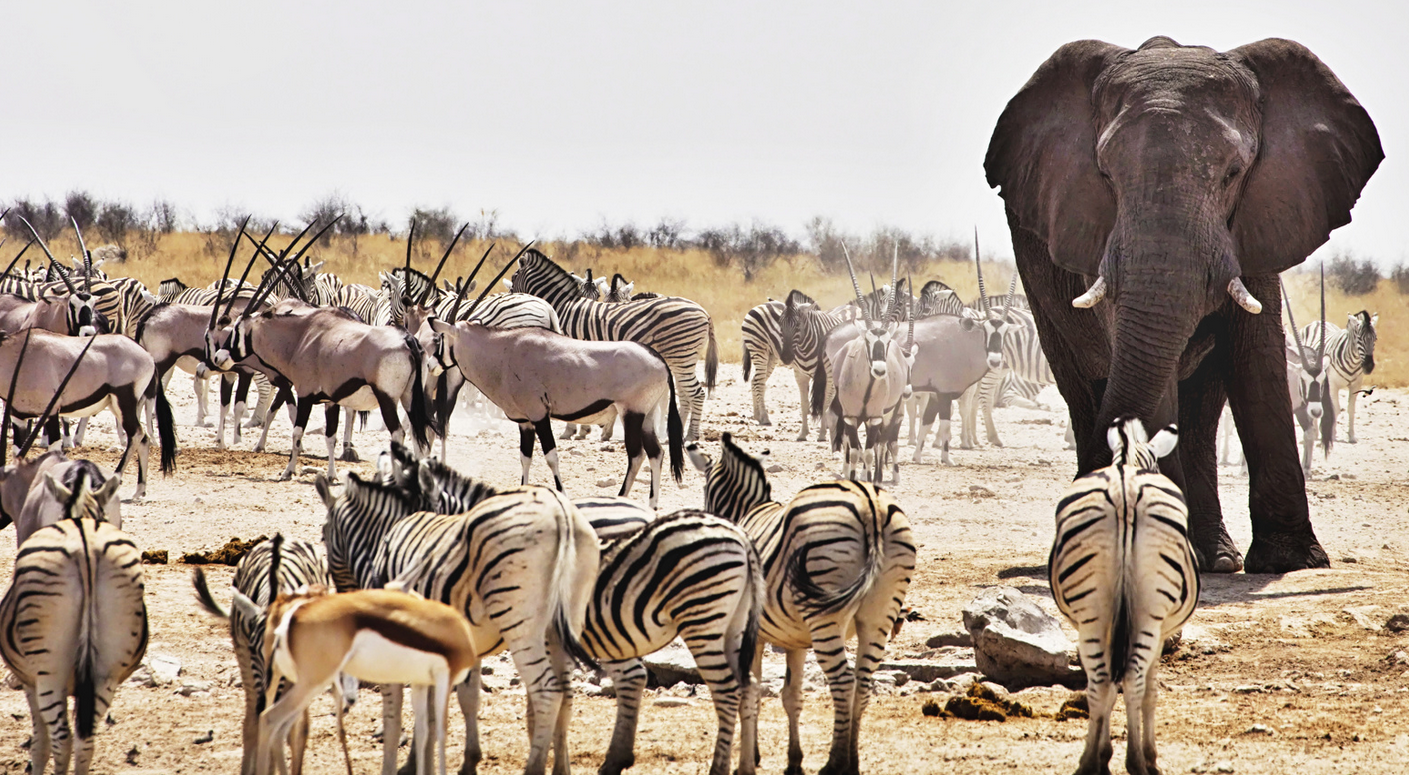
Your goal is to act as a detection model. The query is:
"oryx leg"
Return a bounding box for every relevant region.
[231,371,255,446]
[193,363,212,427]
[112,388,151,500]
[519,423,537,485]
[597,407,616,441]
[324,405,341,480]
[559,422,577,440]
[282,396,317,481]
[375,388,405,449]
[214,373,233,448]
[340,408,359,463]
[534,417,564,492]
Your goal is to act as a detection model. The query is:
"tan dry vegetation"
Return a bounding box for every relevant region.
[1283,273,1407,388]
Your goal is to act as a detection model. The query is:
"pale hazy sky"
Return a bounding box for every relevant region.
[5,1,1406,267]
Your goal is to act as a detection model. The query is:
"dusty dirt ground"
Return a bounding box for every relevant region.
[0,366,1405,775]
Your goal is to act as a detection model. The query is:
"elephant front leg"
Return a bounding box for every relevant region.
[1224,277,1329,573]
[1178,358,1243,573]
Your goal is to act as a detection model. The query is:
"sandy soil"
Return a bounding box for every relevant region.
[1,367,1405,775]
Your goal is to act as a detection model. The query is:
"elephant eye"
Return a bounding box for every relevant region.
[1223,165,1243,187]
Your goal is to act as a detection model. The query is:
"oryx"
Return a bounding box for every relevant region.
[429,254,685,508]
[815,245,916,484]
[0,327,175,500]
[0,218,110,337]
[1283,269,1335,473]
[206,221,431,481]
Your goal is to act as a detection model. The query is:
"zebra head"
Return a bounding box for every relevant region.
[1106,417,1178,471]
[606,273,634,303]
[778,289,819,366]
[1349,310,1378,374]
[687,432,773,522]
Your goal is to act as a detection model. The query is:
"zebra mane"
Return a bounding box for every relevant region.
[710,433,773,518]
[59,463,111,523]
[784,289,817,309]
[515,248,582,302]
[341,470,419,521]
[1106,417,1178,471]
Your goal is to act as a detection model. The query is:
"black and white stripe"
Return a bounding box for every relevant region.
[510,248,718,440]
[741,298,817,435]
[1301,312,1378,443]
[778,290,850,442]
[688,433,915,775]
[0,471,149,775]
[1049,417,1197,775]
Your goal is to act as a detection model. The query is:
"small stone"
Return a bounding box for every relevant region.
[140,550,168,565]
[1234,684,1262,694]
[765,463,784,473]
[193,730,214,745]
[654,697,691,708]
[126,746,140,764]
[968,485,996,498]
[926,631,973,648]
[1341,556,1358,563]
[815,462,826,470]
[596,477,616,488]
[1214,762,1234,773]
[921,699,943,717]
[1385,613,1408,633]
[1247,724,1273,735]
[1324,473,1340,481]
[481,665,494,675]
[177,680,213,696]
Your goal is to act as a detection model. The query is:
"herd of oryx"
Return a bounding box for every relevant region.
[0,35,1389,775]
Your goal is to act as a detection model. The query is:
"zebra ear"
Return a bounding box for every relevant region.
[501,278,513,290]
[230,589,262,620]
[43,471,73,502]
[314,472,336,509]
[94,475,122,514]
[684,442,712,473]
[1150,425,1179,459]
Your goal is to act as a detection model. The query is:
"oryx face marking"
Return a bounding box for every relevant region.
[864,324,894,379]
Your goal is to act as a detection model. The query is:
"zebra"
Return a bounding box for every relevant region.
[510,248,718,440]
[331,282,385,324]
[778,290,850,442]
[109,276,159,339]
[374,442,762,775]
[192,537,349,775]
[571,268,610,300]
[687,433,915,775]
[916,279,964,317]
[1049,417,1198,775]
[315,470,599,775]
[741,296,820,435]
[0,471,149,775]
[1300,310,1378,443]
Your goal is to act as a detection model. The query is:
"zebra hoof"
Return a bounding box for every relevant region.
[1346,436,1358,444]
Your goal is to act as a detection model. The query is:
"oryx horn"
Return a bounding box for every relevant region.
[1279,276,1311,373]
[16,216,77,295]
[1317,263,1327,363]
[1003,270,1018,316]
[16,335,97,457]
[1,330,34,466]
[465,241,535,317]
[209,216,252,331]
[450,242,497,321]
[974,226,989,315]
[218,219,276,326]
[71,217,92,294]
[839,242,869,323]
[888,242,899,321]
[403,220,417,299]
[906,273,916,350]
[420,222,468,306]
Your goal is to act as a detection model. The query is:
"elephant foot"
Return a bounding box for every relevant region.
[1244,533,1330,574]
[1192,528,1244,574]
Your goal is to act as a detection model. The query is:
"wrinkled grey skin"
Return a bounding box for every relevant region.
[985,37,1381,574]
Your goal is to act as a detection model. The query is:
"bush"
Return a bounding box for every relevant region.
[1391,263,1407,295]
[96,201,138,244]
[408,206,458,246]
[5,197,64,241]
[647,218,685,249]
[148,199,180,234]
[64,190,99,233]
[1326,253,1381,296]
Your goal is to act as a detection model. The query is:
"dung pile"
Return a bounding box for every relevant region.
[141,550,169,565]
[1057,692,1089,720]
[181,536,268,566]
[922,682,1038,722]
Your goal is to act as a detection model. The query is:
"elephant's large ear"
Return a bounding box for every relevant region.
[985,40,1126,277]
[1229,39,1383,276]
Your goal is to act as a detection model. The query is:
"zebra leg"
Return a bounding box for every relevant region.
[684,629,745,775]
[509,637,567,775]
[519,423,537,485]
[752,352,774,425]
[1075,678,1117,775]
[912,395,936,463]
[282,396,316,481]
[1138,660,1162,775]
[382,684,406,775]
[247,376,275,429]
[736,647,764,775]
[982,381,1003,448]
[1345,377,1361,443]
[24,688,53,775]
[559,421,577,440]
[600,659,647,775]
[781,648,807,775]
[676,367,704,441]
[193,366,212,426]
[793,367,811,440]
[534,418,564,492]
[255,386,291,454]
[619,411,648,504]
[324,405,341,480]
[454,671,483,775]
[957,383,978,450]
[1124,665,1157,775]
[1299,412,1314,474]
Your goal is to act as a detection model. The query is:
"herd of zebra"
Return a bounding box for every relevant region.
[0,214,1384,775]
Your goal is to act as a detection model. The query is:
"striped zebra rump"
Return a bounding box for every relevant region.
[1,512,148,773]
[448,292,562,332]
[331,283,385,325]
[741,300,784,382]
[110,277,158,339]
[1049,418,1197,775]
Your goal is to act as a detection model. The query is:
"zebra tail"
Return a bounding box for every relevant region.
[1109,571,1133,685]
[736,543,765,690]
[786,506,883,617]
[429,371,451,439]
[704,322,719,391]
[191,567,230,619]
[75,521,99,740]
[666,369,684,483]
[156,374,177,475]
[548,500,600,673]
[1319,391,1336,460]
[741,339,753,383]
[403,334,431,450]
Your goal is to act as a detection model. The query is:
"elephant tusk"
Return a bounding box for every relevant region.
[1071,276,1106,308]
[1228,278,1263,314]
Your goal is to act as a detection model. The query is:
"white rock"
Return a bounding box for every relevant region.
[596,477,617,488]
[654,697,692,708]
[962,587,1072,685]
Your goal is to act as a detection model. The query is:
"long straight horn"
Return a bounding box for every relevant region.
[246,218,336,313]
[1,330,35,466]
[452,242,497,321]
[209,217,252,331]
[974,227,989,315]
[840,242,868,323]
[1280,277,1310,372]
[906,274,916,349]
[1317,263,1327,362]
[0,239,35,281]
[220,221,278,324]
[403,220,417,298]
[71,218,92,294]
[17,335,96,457]
[240,230,281,265]
[420,223,467,305]
[1004,271,1018,316]
[17,216,77,294]
[465,241,535,317]
[870,272,882,320]
[890,242,899,319]
[272,215,340,303]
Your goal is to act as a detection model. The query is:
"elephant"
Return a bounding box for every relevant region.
[984,36,1382,574]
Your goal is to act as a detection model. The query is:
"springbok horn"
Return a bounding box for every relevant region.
[209,216,253,331]
[451,242,497,321]
[17,217,78,295]
[465,241,535,318]
[1,240,34,281]
[220,221,278,324]
[974,227,989,315]
[17,335,96,457]
[840,242,869,323]
[1,330,35,466]
[420,223,467,306]
[403,221,417,299]
[71,218,92,294]
[1280,277,1311,373]
[1227,277,1262,314]
[1072,276,1107,308]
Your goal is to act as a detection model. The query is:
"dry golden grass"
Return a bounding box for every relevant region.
[28,230,1403,387]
